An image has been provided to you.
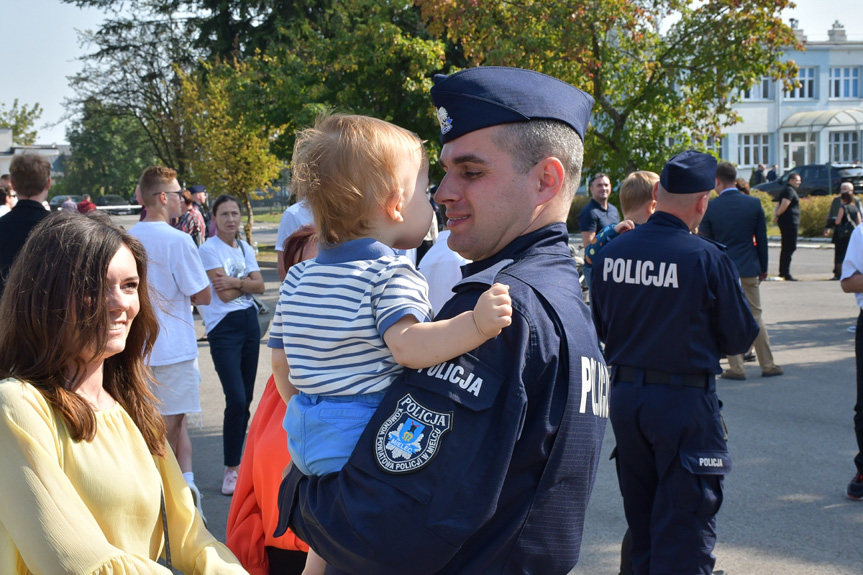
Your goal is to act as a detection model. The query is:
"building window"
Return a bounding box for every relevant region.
[829,67,859,99]
[740,77,771,100]
[704,136,722,156]
[783,132,817,170]
[785,67,816,99]
[830,131,859,163]
[738,134,769,167]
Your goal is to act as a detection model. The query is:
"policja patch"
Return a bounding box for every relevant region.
[375,394,452,474]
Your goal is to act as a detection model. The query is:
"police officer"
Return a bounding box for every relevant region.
[591,151,758,575]
[275,67,609,574]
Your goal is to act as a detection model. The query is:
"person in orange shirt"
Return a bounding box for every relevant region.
[226,225,317,575]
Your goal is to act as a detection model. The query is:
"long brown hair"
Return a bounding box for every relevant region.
[0,211,166,456]
[282,224,318,270]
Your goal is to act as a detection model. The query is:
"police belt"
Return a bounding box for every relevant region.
[614,366,711,389]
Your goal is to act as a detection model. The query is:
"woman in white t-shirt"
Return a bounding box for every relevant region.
[198,195,265,496]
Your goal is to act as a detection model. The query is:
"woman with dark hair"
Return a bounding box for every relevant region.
[0,211,246,574]
[226,225,317,575]
[833,187,862,280]
[198,194,265,496]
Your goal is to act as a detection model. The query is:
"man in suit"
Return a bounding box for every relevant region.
[700,161,783,380]
[0,154,51,297]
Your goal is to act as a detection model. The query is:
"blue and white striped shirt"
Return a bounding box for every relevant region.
[268,238,432,396]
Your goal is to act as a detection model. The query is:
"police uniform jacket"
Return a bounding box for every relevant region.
[591,211,758,373]
[277,223,608,574]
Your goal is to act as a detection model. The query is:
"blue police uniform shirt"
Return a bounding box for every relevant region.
[590,211,758,373]
[277,223,609,574]
[578,198,620,235]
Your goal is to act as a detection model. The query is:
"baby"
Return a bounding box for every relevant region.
[269,113,512,574]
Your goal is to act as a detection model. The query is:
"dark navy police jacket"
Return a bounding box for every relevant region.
[591,211,758,372]
[277,223,608,574]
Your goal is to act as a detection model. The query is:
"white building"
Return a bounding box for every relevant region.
[0,128,63,177]
[726,20,863,178]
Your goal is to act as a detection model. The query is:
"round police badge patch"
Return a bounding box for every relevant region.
[375,394,452,474]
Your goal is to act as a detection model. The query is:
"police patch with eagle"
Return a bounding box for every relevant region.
[375,394,452,474]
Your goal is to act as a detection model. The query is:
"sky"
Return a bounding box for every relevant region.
[1,0,861,146]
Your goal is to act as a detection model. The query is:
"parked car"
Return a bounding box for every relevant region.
[48,195,82,211]
[95,194,135,215]
[754,163,863,199]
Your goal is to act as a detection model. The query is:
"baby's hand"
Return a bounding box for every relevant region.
[473,283,512,338]
[614,219,635,234]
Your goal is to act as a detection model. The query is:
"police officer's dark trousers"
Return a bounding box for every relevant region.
[778,219,797,278]
[611,374,729,575]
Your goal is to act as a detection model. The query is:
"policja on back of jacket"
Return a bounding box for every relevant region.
[591,150,759,574]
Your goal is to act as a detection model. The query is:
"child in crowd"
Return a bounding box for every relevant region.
[584,170,659,272]
[269,113,512,575]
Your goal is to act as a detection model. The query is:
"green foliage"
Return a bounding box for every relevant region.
[179,59,286,244]
[750,190,775,223]
[417,0,799,183]
[0,99,43,145]
[566,196,592,233]
[799,196,834,238]
[67,5,198,178]
[233,1,446,163]
[59,100,158,198]
[62,0,799,201]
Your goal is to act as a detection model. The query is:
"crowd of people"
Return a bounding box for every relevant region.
[1,63,861,575]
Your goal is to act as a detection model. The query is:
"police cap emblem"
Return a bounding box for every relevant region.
[375,394,452,474]
[436,107,453,135]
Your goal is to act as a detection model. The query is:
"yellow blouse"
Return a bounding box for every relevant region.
[0,378,248,574]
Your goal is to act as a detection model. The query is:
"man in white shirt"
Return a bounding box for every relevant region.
[275,199,314,280]
[840,225,863,501]
[129,166,212,519]
[418,229,469,314]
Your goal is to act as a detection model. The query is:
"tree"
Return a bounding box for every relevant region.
[67,5,199,179]
[59,99,158,198]
[179,60,285,243]
[64,0,446,163]
[417,0,800,182]
[190,0,447,160]
[0,99,43,145]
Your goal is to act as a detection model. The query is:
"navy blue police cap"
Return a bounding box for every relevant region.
[187,185,206,194]
[430,67,594,144]
[659,150,717,194]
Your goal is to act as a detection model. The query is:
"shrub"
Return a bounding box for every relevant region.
[737,190,830,238]
[799,195,833,237]
[750,190,774,220]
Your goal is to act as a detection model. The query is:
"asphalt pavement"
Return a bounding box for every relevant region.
[112,215,863,574]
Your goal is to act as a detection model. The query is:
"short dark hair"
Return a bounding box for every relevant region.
[716,162,737,185]
[589,172,609,186]
[493,120,584,200]
[9,154,51,198]
[211,194,242,217]
[0,184,11,203]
